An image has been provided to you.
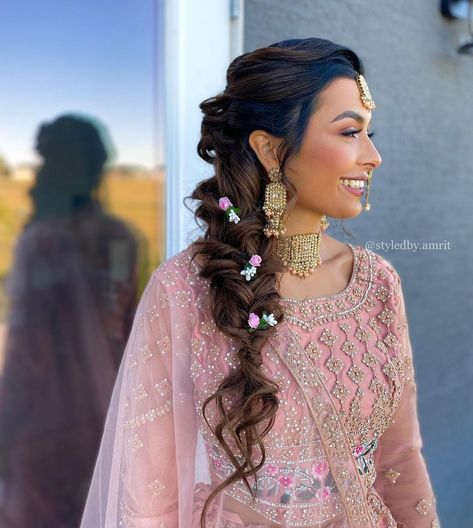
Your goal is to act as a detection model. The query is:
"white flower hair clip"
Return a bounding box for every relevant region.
[240,254,262,281]
[247,311,278,333]
[218,196,241,224]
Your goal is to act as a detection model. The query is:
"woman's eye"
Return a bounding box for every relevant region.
[342,129,376,139]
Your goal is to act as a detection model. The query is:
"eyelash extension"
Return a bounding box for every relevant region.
[342,129,376,139]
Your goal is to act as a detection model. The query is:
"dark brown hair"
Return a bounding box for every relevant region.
[188,37,364,527]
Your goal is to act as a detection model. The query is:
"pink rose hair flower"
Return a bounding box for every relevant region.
[218,197,233,210]
[249,254,262,267]
[248,313,260,329]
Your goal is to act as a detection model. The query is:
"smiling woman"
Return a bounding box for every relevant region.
[79,37,441,528]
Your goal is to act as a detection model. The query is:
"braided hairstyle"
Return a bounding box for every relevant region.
[189,37,364,527]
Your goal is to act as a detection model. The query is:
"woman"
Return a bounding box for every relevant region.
[79,38,440,527]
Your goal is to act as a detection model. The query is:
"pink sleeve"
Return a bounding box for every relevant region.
[119,272,179,526]
[374,273,441,528]
[80,263,199,528]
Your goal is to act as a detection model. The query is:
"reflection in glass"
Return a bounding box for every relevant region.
[0,115,148,527]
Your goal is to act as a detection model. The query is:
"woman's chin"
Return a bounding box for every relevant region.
[330,204,364,220]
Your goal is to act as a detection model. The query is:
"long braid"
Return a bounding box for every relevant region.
[186,38,365,527]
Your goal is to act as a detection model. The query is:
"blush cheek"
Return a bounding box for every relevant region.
[287,138,356,202]
[309,141,355,175]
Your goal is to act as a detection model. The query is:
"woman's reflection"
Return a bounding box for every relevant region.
[0,114,142,527]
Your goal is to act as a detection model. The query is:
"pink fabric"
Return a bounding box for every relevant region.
[79,242,440,527]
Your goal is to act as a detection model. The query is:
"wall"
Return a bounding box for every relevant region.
[244,1,473,526]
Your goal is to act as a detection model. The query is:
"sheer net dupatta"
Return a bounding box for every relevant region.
[80,266,217,528]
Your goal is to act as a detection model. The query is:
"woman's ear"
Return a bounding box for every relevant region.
[248,130,282,172]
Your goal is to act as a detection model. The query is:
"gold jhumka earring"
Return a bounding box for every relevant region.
[263,167,287,237]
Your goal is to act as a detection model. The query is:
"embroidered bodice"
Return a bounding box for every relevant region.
[114,242,440,528]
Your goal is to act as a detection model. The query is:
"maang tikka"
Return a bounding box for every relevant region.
[355,72,376,212]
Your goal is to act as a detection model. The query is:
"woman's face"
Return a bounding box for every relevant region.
[283,76,382,223]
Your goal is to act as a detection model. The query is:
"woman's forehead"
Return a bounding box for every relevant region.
[315,78,373,123]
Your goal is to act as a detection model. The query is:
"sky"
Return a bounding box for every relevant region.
[0,0,159,169]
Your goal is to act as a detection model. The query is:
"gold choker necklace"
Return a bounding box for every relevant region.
[274,232,322,278]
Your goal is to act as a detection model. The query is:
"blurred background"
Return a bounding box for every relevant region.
[0,0,472,526]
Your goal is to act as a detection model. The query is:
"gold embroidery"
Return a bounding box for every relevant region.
[124,400,173,429]
[354,326,370,343]
[326,356,344,373]
[140,343,153,361]
[186,311,197,328]
[383,331,399,348]
[155,377,171,397]
[342,340,358,357]
[175,289,192,307]
[148,478,165,496]
[384,468,401,484]
[159,291,170,308]
[131,383,148,400]
[362,351,379,368]
[416,498,433,516]
[305,340,322,360]
[332,381,350,402]
[272,329,374,526]
[347,365,365,384]
[200,319,217,336]
[128,433,143,453]
[320,328,338,347]
[377,307,394,325]
[374,285,390,302]
[366,488,397,527]
[147,304,159,321]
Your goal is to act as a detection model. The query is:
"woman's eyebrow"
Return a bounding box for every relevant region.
[331,110,371,126]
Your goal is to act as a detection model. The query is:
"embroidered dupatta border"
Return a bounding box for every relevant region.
[269,323,377,528]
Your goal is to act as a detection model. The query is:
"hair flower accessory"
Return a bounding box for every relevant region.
[218,196,241,224]
[247,311,277,332]
[240,254,262,281]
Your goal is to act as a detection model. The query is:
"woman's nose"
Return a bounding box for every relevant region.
[368,142,382,169]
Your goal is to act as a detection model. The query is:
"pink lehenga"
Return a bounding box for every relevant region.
[79,242,440,527]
